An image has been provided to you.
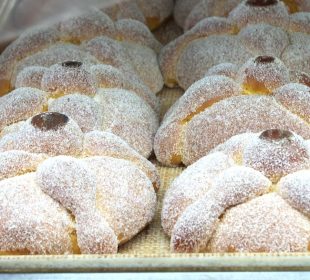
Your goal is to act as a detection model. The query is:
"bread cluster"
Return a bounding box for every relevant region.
[0,2,171,254]
[1,0,310,255]
[0,7,166,158]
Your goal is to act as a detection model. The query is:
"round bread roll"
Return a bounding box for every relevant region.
[162,129,310,253]
[161,3,310,89]
[174,0,310,31]
[0,113,159,254]
[154,56,310,166]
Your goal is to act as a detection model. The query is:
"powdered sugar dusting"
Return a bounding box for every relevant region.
[0,150,47,180]
[95,88,158,158]
[122,42,164,93]
[156,54,310,166]
[242,131,310,182]
[0,173,74,254]
[274,83,310,123]
[58,8,115,43]
[154,75,241,165]
[183,95,310,165]
[236,56,290,93]
[205,63,239,80]
[115,19,162,52]
[279,170,310,217]
[12,43,99,85]
[176,34,252,89]
[228,0,290,29]
[0,87,47,131]
[90,64,159,112]
[170,166,271,252]
[36,156,97,214]
[15,66,47,89]
[75,210,118,254]
[83,156,156,244]
[289,12,310,33]
[210,193,310,252]
[83,131,160,190]
[0,115,84,156]
[49,94,102,133]
[184,0,240,31]
[238,24,290,58]
[281,32,310,75]
[162,152,235,235]
[163,128,310,252]
[41,62,96,97]
[0,26,60,83]
[159,16,234,87]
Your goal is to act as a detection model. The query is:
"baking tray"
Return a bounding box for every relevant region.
[0,88,310,272]
[1,2,310,271]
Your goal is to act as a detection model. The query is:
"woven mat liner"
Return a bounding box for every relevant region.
[119,87,184,256]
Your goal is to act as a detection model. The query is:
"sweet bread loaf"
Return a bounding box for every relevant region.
[102,0,174,30]
[174,0,310,31]
[0,112,159,254]
[162,129,310,253]
[0,8,164,96]
[154,56,310,166]
[162,2,310,88]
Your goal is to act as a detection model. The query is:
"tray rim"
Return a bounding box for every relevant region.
[1,253,310,273]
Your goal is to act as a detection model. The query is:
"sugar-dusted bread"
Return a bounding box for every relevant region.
[162,129,310,253]
[155,56,310,166]
[0,8,164,158]
[0,8,164,96]
[162,1,310,89]
[1,73,158,158]
[174,0,310,31]
[102,0,174,30]
[0,112,159,254]
[0,112,160,190]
